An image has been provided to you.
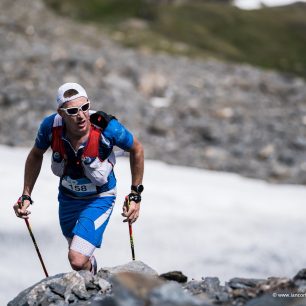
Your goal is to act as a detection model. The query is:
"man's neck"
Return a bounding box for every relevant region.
[65,127,90,151]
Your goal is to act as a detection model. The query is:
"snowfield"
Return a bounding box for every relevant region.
[234,0,306,9]
[1,145,306,304]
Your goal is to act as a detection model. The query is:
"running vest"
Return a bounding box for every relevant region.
[50,112,116,197]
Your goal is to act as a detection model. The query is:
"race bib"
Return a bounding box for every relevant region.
[61,176,97,196]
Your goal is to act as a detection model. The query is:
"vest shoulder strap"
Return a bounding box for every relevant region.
[83,125,101,157]
[90,111,116,130]
[51,126,65,156]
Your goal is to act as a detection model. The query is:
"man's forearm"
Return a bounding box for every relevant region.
[22,147,44,196]
[129,138,144,186]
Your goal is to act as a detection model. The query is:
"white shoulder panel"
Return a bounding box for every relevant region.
[53,114,63,127]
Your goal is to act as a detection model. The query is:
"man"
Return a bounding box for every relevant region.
[13,82,144,275]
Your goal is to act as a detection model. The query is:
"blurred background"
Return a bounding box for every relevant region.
[1,0,306,183]
[1,0,306,303]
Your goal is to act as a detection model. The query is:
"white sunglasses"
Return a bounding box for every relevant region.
[60,102,90,116]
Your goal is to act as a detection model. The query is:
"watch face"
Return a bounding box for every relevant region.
[137,185,144,193]
[132,184,144,193]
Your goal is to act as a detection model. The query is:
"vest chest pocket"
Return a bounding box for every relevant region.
[82,156,114,186]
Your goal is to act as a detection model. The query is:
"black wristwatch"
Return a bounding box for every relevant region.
[131,184,144,194]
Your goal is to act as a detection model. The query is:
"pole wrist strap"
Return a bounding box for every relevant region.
[19,195,34,205]
[128,193,141,203]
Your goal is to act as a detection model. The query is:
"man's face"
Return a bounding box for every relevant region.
[58,97,90,137]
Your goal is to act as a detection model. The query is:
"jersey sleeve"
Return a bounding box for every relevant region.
[103,119,134,151]
[34,114,56,150]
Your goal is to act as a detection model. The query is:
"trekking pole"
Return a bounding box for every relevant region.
[18,197,49,277]
[125,196,135,261]
[24,218,49,277]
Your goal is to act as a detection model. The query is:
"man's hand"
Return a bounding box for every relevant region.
[13,198,31,219]
[122,199,140,224]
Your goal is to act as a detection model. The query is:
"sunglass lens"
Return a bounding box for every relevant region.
[66,108,79,115]
[81,103,90,112]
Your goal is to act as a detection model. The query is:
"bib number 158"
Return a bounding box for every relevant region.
[69,185,87,192]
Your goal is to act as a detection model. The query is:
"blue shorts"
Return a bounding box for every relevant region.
[58,192,116,248]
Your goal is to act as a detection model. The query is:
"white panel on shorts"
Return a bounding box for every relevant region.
[94,206,113,230]
[70,235,95,257]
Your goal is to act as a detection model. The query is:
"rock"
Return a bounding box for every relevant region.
[269,163,291,180]
[278,152,295,166]
[204,147,228,161]
[138,72,168,97]
[215,107,234,119]
[111,271,163,298]
[294,269,306,281]
[160,271,188,283]
[183,280,214,304]
[150,96,171,108]
[49,283,66,298]
[102,260,158,277]
[98,279,112,293]
[257,144,274,160]
[228,278,265,290]
[202,277,221,296]
[9,262,306,306]
[78,270,95,289]
[149,282,205,306]
[290,137,306,150]
[183,278,230,305]
[202,277,230,303]
[89,296,120,306]
[245,293,306,306]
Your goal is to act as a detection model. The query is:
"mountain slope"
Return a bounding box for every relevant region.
[44,0,306,78]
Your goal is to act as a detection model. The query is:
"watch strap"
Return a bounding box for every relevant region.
[131,184,144,194]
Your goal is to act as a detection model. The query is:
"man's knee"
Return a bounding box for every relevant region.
[68,250,89,271]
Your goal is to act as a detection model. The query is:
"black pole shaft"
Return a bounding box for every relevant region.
[25,218,49,277]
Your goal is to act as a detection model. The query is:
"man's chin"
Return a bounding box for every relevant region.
[76,123,89,134]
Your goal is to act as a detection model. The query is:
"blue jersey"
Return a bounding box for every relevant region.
[35,112,133,198]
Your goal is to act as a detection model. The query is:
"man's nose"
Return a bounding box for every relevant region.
[77,109,86,118]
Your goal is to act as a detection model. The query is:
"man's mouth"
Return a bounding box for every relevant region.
[77,120,86,128]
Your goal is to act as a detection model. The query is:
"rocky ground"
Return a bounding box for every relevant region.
[1,0,306,184]
[8,261,306,306]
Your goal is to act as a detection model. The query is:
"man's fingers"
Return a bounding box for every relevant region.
[18,208,30,217]
[20,200,30,209]
[128,211,139,223]
[122,210,136,222]
[18,208,31,214]
[15,209,31,219]
[20,213,30,219]
[122,205,134,217]
[122,210,133,222]
[18,209,31,215]
[130,216,138,224]
[122,200,140,223]
[14,199,31,217]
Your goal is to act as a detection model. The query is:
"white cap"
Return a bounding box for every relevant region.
[56,82,88,107]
